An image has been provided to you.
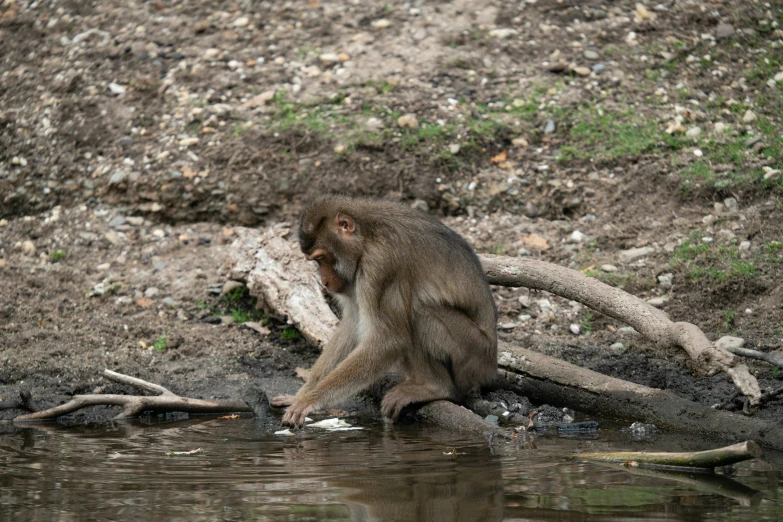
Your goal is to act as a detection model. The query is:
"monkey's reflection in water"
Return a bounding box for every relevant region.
[279,428,505,522]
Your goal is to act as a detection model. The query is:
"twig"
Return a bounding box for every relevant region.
[725,346,783,368]
[13,370,252,423]
[573,440,762,470]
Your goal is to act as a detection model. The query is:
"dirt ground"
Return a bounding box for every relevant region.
[1,0,782,426]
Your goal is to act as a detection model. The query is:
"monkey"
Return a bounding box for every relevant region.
[271,195,498,427]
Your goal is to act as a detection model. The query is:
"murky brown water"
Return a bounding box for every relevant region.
[1,417,782,521]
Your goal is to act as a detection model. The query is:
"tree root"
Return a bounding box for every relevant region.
[479,254,762,405]
[724,346,783,368]
[0,390,40,412]
[13,370,252,423]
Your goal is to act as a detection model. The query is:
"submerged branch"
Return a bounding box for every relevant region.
[573,440,762,469]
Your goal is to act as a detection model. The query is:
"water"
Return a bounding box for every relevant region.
[1,417,782,521]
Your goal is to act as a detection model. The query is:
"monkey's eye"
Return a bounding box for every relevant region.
[314,255,325,263]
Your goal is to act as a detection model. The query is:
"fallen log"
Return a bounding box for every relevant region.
[499,344,783,449]
[572,440,762,469]
[14,370,252,423]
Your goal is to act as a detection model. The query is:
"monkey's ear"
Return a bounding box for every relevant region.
[335,212,355,236]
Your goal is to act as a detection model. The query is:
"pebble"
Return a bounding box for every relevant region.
[222,280,245,295]
[742,110,757,123]
[714,122,730,133]
[569,324,581,335]
[366,117,384,131]
[334,144,346,154]
[204,48,219,60]
[739,240,751,251]
[569,230,586,243]
[126,216,144,226]
[715,336,744,350]
[108,171,126,186]
[232,16,249,28]
[372,19,391,29]
[573,66,591,76]
[745,308,753,315]
[319,53,340,67]
[591,63,606,73]
[657,273,673,287]
[162,297,180,308]
[723,197,739,212]
[179,137,199,147]
[583,50,600,60]
[108,215,126,228]
[618,246,655,262]
[108,82,126,95]
[601,264,618,272]
[544,120,555,134]
[152,229,166,238]
[0,219,7,227]
[702,237,713,243]
[144,287,160,298]
[21,240,36,256]
[716,229,736,243]
[448,143,460,154]
[763,167,781,180]
[517,248,532,257]
[610,342,624,351]
[646,296,670,307]
[715,22,735,40]
[489,28,518,39]
[499,322,517,330]
[512,137,529,147]
[686,126,702,138]
[104,231,121,245]
[693,149,703,157]
[397,113,419,130]
[97,263,111,271]
[11,156,27,166]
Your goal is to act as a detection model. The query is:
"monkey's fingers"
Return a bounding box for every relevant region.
[270,394,296,408]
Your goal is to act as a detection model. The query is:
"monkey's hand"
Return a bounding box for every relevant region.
[381,388,415,421]
[282,398,316,428]
[270,395,296,408]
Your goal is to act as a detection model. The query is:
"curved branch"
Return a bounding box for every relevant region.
[14,370,252,423]
[479,255,762,405]
[573,440,762,469]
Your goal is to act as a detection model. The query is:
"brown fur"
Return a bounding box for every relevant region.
[277,195,498,426]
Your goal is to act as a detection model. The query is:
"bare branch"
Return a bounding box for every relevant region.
[13,370,252,423]
[573,440,762,469]
[724,346,783,368]
[479,254,762,405]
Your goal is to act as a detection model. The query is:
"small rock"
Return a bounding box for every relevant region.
[745,308,753,315]
[742,110,757,123]
[601,264,618,272]
[762,167,781,180]
[179,137,199,147]
[108,171,126,186]
[334,144,346,154]
[714,122,730,133]
[715,22,734,40]
[126,216,144,226]
[21,240,36,256]
[544,120,556,134]
[618,326,638,336]
[618,246,655,263]
[702,237,714,243]
[484,414,499,425]
[693,149,703,157]
[723,197,739,213]
[512,137,529,147]
[108,215,126,228]
[686,126,702,138]
[573,66,591,76]
[583,50,600,60]
[716,229,736,244]
[448,143,460,154]
[108,82,126,95]
[222,280,245,295]
[144,287,160,298]
[11,156,28,166]
[115,296,133,306]
[610,342,624,351]
[715,336,745,350]
[524,201,538,218]
[104,231,121,245]
[635,4,654,21]
[0,219,6,227]
[338,53,350,62]
[591,63,606,73]
[97,263,111,271]
[519,295,530,308]
[372,19,391,29]
[203,48,219,60]
[499,322,517,330]
[657,273,674,287]
[221,316,235,326]
[366,117,384,131]
[569,230,587,243]
[646,296,670,307]
[739,240,751,251]
[232,16,249,28]
[626,31,637,44]
[162,297,180,308]
[319,53,340,67]
[397,113,419,130]
[569,324,581,335]
[488,28,518,39]
[517,247,532,257]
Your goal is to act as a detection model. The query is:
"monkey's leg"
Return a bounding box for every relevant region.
[416,307,497,393]
[380,366,459,421]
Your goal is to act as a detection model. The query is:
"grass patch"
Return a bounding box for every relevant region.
[153,335,167,351]
[671,234,759,282]
[280,326,301,341]
[51,249,67,262]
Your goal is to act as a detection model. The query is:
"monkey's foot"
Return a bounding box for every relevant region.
[381,383,452,421]
[270,394,296,408]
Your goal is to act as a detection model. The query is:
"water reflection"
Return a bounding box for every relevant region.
[0,419,781,521]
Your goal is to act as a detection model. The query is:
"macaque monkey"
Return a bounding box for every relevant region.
[272,195,498,427]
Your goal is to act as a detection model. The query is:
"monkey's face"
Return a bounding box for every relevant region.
[300,210,359,294]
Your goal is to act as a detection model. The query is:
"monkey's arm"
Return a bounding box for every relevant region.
[282,332,402,426]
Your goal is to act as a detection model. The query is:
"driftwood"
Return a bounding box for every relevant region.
[573,440,762,469]
[13,370,252,423]
[228,226,772,442]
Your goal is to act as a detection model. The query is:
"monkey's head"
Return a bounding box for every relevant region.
[299,196,364,294]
